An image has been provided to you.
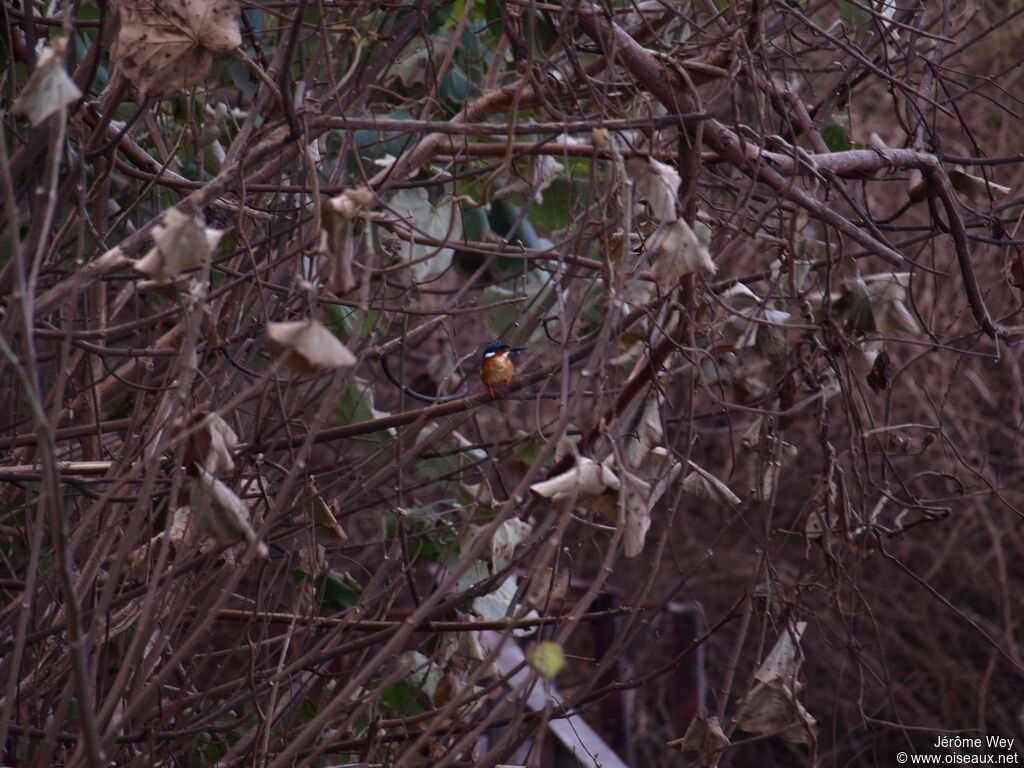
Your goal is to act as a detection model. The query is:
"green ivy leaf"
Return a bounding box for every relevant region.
[822,120,850,152]
[384,503,459,563]
[337,376,393,450]
[390,188,462,279]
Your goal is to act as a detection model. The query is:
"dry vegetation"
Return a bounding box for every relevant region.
[2,0,1024,766]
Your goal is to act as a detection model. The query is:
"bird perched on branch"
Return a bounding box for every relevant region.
[480,340,527,397]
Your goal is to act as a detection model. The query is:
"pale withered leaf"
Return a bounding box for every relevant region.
[134,209,224,281]
[265,320,357,374]
[682,462,742,507]
[12,38,81,126]
[626,156,681,223]
[647,219,716,286]
[191,468,268,557]
[529,457,620,502]
[668,713,730,754]
[186,411,238,473]
[949,168,1011,204]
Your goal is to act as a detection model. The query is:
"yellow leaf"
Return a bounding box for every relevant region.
[526,641,565,679]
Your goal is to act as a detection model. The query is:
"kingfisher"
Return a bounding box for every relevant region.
[480,340,527,397]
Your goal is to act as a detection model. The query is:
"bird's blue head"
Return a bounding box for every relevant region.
[483,339,527,359]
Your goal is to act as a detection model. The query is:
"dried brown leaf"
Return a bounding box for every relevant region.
[736,681,817,744]
[647,219,716,285]
[134,209,223,281]
[524,567,569,610]
[12,38,81,126]
[668,712,730,754]
[949,168,1011,203]
[682,462,742,507]
[114,0,242,97]
[191,468,268,557]
[529,457,619,501]
[305,496,349,544]
[186,411,238,473]
[264,320,357,374]
[322,188,375,292]
[626,156,681,222]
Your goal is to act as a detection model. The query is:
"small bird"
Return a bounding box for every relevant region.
[480,340,527,397]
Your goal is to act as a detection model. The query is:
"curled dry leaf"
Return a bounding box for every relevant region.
[736,620,817,744]
[462,517,532,569]
[742,419,798,466]
[619,451,682,557]
[721,282,760,313]
[127,511,193,581]
[185,411,238,473]
[682,461,742,507]
[626,156,681,222]
[906,168,934,201]
[864,272,920,335]
[322,188,375,293]
[529,457,620,502]
[531,154,565,204]
[324,188,375,220]
[803,470,870,555]
[532,451,680,558]
[432,671,463,710]
[459,630,486,662]
[191,468,268,557]
[756,620,806,685]
[619,467,654,558]
[471,576,539,637]
[849,338,884,377]
[136,278,186,298]
[647,219,716,286]
[736,682,817,745]
[134,209,224,282]
[305,495,348,544]
[114,0,242,97]
[622,0,674,28]
[743,419,798,499]
[668,712,730,754]
[12,38,82,126]
[490,518,532,565]
[524,566,569,610]
[866,349,892,393]
[712,280,791,354]
[264,320,357,374]
[297,544,326,588]
[949,168,1011,204]
[622,395,664,470]
[1005,248,1024,289]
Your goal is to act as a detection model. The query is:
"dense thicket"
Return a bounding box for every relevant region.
[2,1,1023,765]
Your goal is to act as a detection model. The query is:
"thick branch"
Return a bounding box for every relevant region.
[575,6,1005,340]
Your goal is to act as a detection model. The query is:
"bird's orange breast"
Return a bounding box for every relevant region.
[481,352,516,389]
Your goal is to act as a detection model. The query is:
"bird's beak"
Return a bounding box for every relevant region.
[508,345,528,352]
